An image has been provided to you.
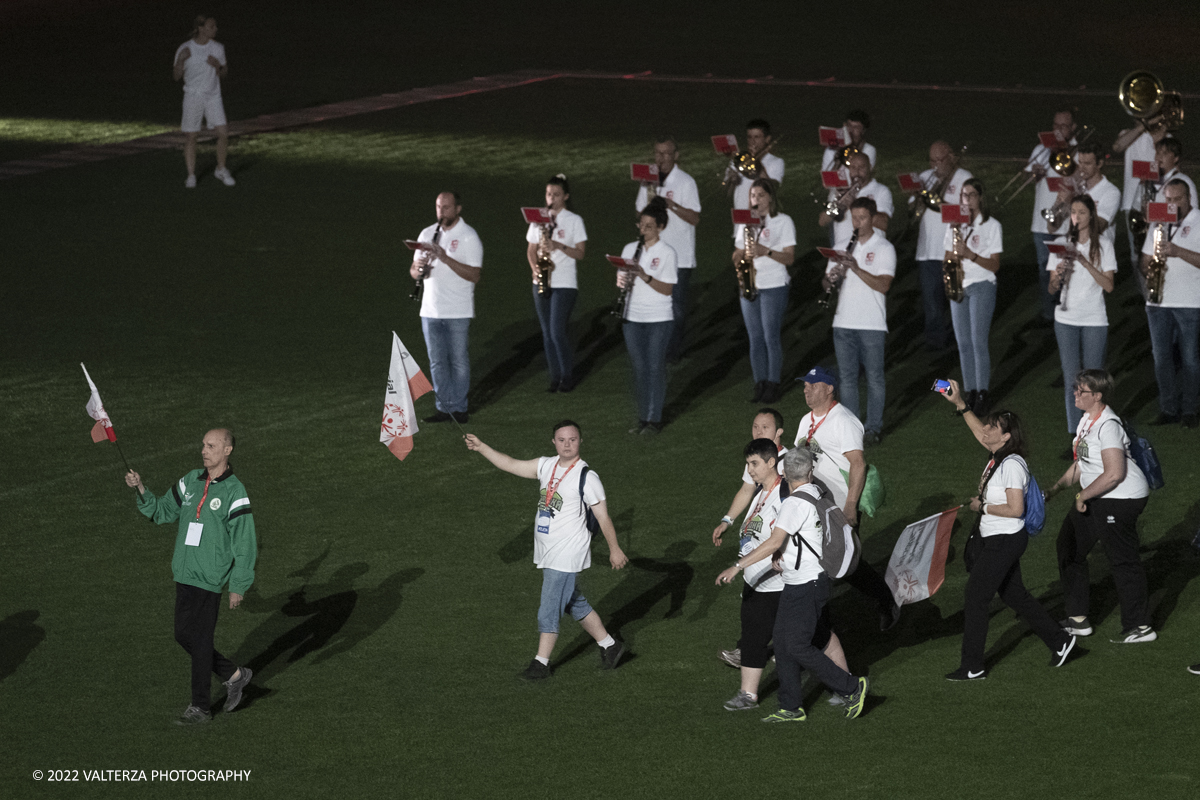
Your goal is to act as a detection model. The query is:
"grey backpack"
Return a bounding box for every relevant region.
[790,481,861,579]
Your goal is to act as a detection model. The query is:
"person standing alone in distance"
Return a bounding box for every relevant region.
[174,15,234,188]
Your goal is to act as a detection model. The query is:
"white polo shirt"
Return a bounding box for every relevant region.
[740,477,786,593]
[620,238,677,323]
[525,209,587,289]
[821,140,878,170]
[635,167,701,269]
[914,168,973,261]
[1121,131,1156,211]
[1086,176,1122,244]
[774,486,825,584]
[175,39,226,95]
[1046,236,1117,327]
[732,153,784,211]
[830,179,894,243]
[1154,168,1198,206]
[534,457,605,573]
[1073,408,1149,500]
[792,403,864,510]
[828,229,895,331]
[943,215,1003,287]
[417,217,484,319]
[1141,208,1200,309]
[1029,139,1076,235]
[734,213,796,290]
[979,456,1028,537]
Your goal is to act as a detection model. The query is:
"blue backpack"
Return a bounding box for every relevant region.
[1115,417,1165,490]
[989,457,1045,536]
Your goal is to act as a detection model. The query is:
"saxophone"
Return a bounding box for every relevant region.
[1145,224,1168,304]
[410,224,441,302]
[736,223,760,301]
[1058,226,1079,312]
[943,225,966,302]
[535,216,556,297]
[819,229,858,310]
[611,236,645,318]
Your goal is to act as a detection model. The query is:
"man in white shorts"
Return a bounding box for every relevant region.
[174,15,234,188]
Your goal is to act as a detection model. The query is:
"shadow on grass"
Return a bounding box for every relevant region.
[467,321,544,412]
[0,610,45,682]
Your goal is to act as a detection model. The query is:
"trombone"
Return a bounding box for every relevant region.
[997,126,1094,207]
[1120,71,1184,133]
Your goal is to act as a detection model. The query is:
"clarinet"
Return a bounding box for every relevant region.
[611,235,645,318]
[410,224,442,302]
[818,230,858,310]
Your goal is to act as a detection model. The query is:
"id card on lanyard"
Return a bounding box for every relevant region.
[537,460,577,535]
[186,474,214,546]
[740,476,781,553]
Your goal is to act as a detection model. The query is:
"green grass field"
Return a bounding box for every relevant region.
[3,3,1200,799]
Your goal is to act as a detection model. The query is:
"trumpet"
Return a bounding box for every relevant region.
[943,225,965,303]
[1145,224,1168,304]
[818,176,864,222]
[819,230,858,310]
[535,215,556,297]
[611,236,645,318]
[1120,70,1184,134]
[1057,226,1079,313]
[736,224,761,302]
[410,224,442,302]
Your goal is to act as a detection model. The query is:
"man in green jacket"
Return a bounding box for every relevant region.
[125,428,257,725]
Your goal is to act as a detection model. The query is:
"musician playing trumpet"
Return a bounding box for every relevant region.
[728,119,785,213]
[913,141,972,351]
[1044,141,1120,244]
[1046,195,1117,432]
[526,174,587,393]
[817,151,893,243]
[1139,179,1200,428]
[732,179,796,405]
[820,109,877,171]
[1028,110,1078,323]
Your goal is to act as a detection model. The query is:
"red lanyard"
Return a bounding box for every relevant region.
[195,474,213,521]
[1073,412,1102,461]
[742,475,782,535]
[544,459,578,507]
[805,403,837,445]
[977,458,996,497]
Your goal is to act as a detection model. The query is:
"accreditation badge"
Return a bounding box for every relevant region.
[536,510,553,535]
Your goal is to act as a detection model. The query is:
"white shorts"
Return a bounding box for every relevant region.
[181,91,227,133]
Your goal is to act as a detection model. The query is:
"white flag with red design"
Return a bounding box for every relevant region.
[380,332,433,461]
[81,363,117,443]
[884,507,960,606]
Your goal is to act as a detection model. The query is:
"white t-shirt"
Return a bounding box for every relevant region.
[175,39,226,95]
[732,153,784,211]
[915,168,973,261]
[1141,208,1200,309]
[620,238,677,323]
[774,485,825,584]
[1153,168,1198,207]
[979,456,1029,537]
[635,167,701,269]
[1122,131,1156,211]
[821,140,878,170]
[733,213,796,290]
[739,477,786,593]
[525,209,587,289]
[1073,407,1149,500]
[943,215,1003,287]
[417,218,484,319]
[1046,236,1117,327]
[534,457,606,573]
[1085,176,1122,244]
[828,229,895,331]
[829,179,894,244]
[792,403,863,510]
[1029,139,1076,235]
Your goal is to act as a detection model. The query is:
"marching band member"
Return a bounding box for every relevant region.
[526,175,587,393]
[1027,110,1078,323]
[1140,179,1200,428]
[733,179,796,404]
[1046,195,1117,432]
[635,137,701,362]
[912,141,972,351]
[817,151,893,243]
[945,179,1003,417]
[1152,137,1197,204]
[820,109,877,171]
[1044,141,1120,244]
[728,119,784,213]
[619,198,677,434]
[826,198,895,444]
[1112,119,1166,264]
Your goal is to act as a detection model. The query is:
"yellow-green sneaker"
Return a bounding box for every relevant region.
[844,677,869,719]
[761,708,806,723]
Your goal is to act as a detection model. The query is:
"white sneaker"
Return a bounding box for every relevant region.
[185,174,197,188]
[214,168,236,187]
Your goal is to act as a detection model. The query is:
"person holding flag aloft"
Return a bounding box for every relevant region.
[465,420,628,679]
[124,428,257,724]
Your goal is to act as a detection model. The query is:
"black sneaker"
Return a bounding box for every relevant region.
[222,666,253,712]
[945,666,987,681]
[521,659,551,680]
[558,377,576,393]
[547,381,560,393]
[1188,663,1200,675]
[1051,635,1078,667]
[600,640,625,670]
[1059,616,1093,636]
[1151,413,1180,426]
[423,411,452,423]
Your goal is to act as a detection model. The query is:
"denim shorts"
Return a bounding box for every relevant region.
[537,568,594,633]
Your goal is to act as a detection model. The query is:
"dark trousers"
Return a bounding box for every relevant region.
[961,531,1068,672]
[1056,497,1150,630]
[174,582,237,712]
[843,557,896,610]
[667,268,692,361]
[774,576,855,711]
[917,259,951,349]
[739,584,832,670]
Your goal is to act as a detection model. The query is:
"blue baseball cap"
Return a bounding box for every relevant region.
[798,366,838,387]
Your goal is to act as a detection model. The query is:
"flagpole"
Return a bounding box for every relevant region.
[113,439,133,474]
[429,388,469,437]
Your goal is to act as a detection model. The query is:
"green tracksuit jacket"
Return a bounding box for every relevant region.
[137,466,257,595]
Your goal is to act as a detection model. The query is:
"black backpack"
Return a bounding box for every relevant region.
[579,466,600,534]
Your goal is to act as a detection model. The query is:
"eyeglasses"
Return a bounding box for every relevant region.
[1072,388,1095,396]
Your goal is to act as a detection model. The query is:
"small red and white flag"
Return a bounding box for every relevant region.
[81,363,116,443]
[884,507,960,606]
[380,332,433,461]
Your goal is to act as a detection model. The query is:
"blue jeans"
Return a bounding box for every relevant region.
[1033,232,1057,321]
[420,316,470,413]
[537,568,594,634]
[668,268,693,361]
[739,285,789,383]
[532,285,577,384]
[1146,306,1200,416]
[623,320,672,423]
[917,259,952,349]
[1054,322,1108,432]
[832,327,886,434]
[950,280,996,392]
